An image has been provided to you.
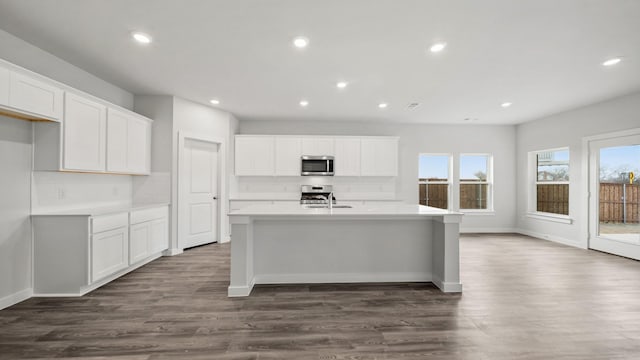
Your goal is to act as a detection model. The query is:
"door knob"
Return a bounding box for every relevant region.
[213,196,218,200]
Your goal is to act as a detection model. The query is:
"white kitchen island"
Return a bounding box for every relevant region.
[227,203,463,297]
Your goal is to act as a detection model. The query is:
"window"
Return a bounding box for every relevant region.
[533,148,569,215]
[418,154,451,209]
[459,154,492,210]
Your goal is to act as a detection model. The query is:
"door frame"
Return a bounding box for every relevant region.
[176,132,226,250]
[583,127,640,251]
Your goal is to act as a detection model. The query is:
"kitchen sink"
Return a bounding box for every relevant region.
[303,205,353,209]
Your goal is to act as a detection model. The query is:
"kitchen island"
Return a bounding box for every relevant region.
[227,203,463,297]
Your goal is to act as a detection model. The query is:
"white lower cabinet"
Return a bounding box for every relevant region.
[129,206,169,265]
[91,226,129,283]
[129,222,150,265]
[32,205,169,296]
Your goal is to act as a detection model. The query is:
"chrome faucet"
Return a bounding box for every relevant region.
[325,191,333,210]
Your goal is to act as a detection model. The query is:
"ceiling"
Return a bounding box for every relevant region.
[0,0,639,125]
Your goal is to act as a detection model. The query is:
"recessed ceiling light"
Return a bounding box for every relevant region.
[132,32,152,44]
[378,103,388,109]
[336,81,348,89]
[602,57,622,66]
[293,36,309,49]
[299,100,309,107]
[430,42,447,53]
[210,99,220,105]
[501,102,512,108]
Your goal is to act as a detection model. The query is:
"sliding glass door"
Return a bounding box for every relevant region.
[589,134,640,260]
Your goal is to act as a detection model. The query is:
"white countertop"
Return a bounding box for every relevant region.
[31,203,170,217]
[228,203,462,219]
[229,196,401,201]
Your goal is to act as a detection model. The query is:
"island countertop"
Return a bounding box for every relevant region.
[228,203,463,221]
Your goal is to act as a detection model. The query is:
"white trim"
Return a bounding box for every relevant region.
[526,212,573,224]
[0,288,33,310]
[432,275,463,293]
[177,132,226,250]
[163,248,183,256]
[516,228,585,249]
[227,278,255,297]
[460,210,495,216]
[254,272,432,285]
[460,227,518,233]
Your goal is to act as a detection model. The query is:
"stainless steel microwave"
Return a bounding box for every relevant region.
[301,155,334,176]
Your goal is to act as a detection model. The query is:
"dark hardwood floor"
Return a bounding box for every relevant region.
[2,234,640,359]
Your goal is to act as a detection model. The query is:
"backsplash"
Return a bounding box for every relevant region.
[31,171,132,213]
[231,176,397,200]
[132,171,171,204]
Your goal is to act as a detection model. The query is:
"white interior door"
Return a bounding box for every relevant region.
[589,134,640,260]
[180,138,219,249]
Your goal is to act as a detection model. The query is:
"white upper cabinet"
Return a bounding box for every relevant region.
[360,137,399,176]
[334,137,361,176]
[8,71,63,121]
[107,108,151,174]
[63,93,107,172]
[235,135,275,176]
[275,137,302,176]
[106,109,128,173]
[127,116,150,174]
[0,66,9,106]
[302,137,334,156]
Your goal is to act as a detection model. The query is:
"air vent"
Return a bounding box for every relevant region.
[407,102,420,110]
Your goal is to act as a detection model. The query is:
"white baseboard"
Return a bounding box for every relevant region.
[432,275,463,293]
[0,288,33,310]
[516,228,584,249]
[460,227,518,233]
[227,278,255,297]
[164,248,183,256]
[220,236,231,244]
[254,272,432,285]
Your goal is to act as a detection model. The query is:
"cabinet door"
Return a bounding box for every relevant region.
[334,138,361,176]
[9,72,63,121]
[63,93,107,171]
[275,137,302,176]
[302,137,334,156]
[106,109,128,173]
[360,138,398,176]
[150,217,168,254]
[0,66,9,106]
[91,227,129,282]
[127,116,150,174]
[235,136,275,176]
[129,222,150,265]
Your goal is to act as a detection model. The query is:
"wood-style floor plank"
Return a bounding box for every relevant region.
[2,234,640,359]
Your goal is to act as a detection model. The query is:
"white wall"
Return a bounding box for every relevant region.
[31,172,132,213]
[516,91,640,247]
[132,95,174,205]
[239,120,517,232]
[172,97,236,245]
[0,116,32,308]
[0,29,133,109]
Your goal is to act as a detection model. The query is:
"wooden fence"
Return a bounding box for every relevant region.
[418,183,488,209]
[537,183,639,222]
[419,183,448,209]
[599,182,640,223]
[537,184,569,215]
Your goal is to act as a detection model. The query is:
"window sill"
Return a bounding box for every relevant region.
[526,212,573,224]
[460,210,495,216]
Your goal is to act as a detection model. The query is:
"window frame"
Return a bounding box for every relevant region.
[458,153,494,212]
[527,147,572,223]
[418,153,452,210]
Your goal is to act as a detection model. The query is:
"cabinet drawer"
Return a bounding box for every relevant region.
[91,213,128,234]
[130,206,167,225]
